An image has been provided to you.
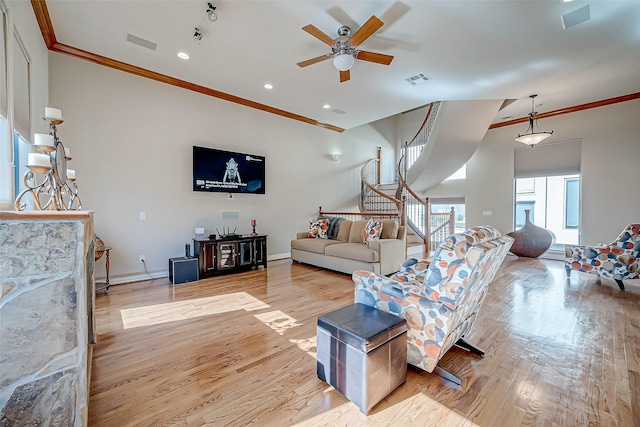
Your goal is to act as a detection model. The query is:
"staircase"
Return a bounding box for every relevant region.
[360,99,503,253]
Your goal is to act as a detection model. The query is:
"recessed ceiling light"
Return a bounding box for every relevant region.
[177,52,189,60]
[264,83,273,90]
[322,104,331,109]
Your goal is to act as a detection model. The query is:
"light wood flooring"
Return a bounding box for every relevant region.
[89,256,640,426]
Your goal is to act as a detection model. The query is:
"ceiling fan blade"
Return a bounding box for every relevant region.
[339,70,350,83]
[356,50,394,65]
[349,15,383,46]
[297,54,333,68]
[302,24,336,46]
[326,6,359,31]
[379,1,411,29]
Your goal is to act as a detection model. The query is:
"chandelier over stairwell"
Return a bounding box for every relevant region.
[515,94,554,147]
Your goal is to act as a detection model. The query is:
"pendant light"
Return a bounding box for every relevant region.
[515,94,554,147]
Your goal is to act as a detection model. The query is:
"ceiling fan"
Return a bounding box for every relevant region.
[297,15,394,83]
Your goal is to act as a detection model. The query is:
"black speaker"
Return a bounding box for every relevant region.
[169,257,198,285]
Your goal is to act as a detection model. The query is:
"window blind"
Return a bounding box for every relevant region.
[0,9,7,118]
[514,139,581,178]
[13,32,29,141]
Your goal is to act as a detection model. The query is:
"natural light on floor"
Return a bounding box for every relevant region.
[120,292,270,329]
[291,392,480,425]
[290,336,317,358]
[253,310,302,335]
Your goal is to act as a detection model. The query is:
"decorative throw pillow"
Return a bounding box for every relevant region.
[308,219,329,239]
[362,219,383,245]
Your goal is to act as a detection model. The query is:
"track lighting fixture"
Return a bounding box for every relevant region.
[193,1,220,42]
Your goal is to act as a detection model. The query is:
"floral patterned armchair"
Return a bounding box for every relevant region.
[352,226,513,385]
[565,223,639,291]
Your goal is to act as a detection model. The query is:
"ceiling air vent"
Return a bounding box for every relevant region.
[562,4,590,29]
[126,33,158,51]
[332,108,347,115]
[406,73,429,86]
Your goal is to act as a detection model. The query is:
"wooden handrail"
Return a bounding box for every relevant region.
[406,102,435,149]
[397,156,425,204]
[376,147,381,186]
[319,207,401,220]
[360,159,405,215]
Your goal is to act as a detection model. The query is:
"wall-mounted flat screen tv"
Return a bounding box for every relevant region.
[193,146,265,194]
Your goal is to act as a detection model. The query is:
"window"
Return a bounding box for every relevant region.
[514,174,580,252]
[431,201,466,233]
[444,164,466,181]
[0,5,11,208]
[516,178,535,194]
[565,178,579,229]
[515,201,535,228]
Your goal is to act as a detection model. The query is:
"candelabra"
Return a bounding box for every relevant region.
[251,217,258,236]
[14,108,82,211]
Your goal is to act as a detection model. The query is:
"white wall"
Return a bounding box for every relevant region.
[49,53,397,281]
[428,98,640,245]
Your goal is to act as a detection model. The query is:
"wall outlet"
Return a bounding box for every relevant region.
[139,255,145,262]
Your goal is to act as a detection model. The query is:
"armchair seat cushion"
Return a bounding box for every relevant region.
[325,243,379,263]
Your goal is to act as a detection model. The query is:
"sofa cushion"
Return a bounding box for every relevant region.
[380,220,399,239]
[362,219,383,245]
[291,238,342,254]
[335,220,353,242]
[325,243,380,263]
[348,220,368,243]
[308,218,329,239]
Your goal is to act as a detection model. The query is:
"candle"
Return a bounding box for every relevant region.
[66,169,75,180]
[27,152,51,168]
[34,133,54,147]
[251,218,257,226]
[64,147,71,158]
[45,107,63,121]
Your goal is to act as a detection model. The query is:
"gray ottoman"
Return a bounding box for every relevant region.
[316,303,407,414]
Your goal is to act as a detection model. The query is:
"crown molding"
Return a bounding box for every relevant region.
[490,92,640,130]
[30,0,345,133]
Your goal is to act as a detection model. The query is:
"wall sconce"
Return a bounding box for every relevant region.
[330,153,342,162]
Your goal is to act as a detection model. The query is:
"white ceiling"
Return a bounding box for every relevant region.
[44,0,640,131]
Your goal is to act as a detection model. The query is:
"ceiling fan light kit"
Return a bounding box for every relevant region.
[515,94,554,147]
[333,53,355,71]
[297,15,394,82]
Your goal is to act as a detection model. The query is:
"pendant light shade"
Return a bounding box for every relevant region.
[516,94,553,147]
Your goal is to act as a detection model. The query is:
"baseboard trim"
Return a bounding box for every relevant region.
[98,255,292,286]
[268,252,291,261]
[97,271,169,286]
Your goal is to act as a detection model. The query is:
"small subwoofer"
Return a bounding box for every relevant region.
[169,257,199,285]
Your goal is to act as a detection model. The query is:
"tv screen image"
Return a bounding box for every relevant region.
[193,146,265,194]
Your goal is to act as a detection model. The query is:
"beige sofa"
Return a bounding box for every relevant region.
[291,218,407,276]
